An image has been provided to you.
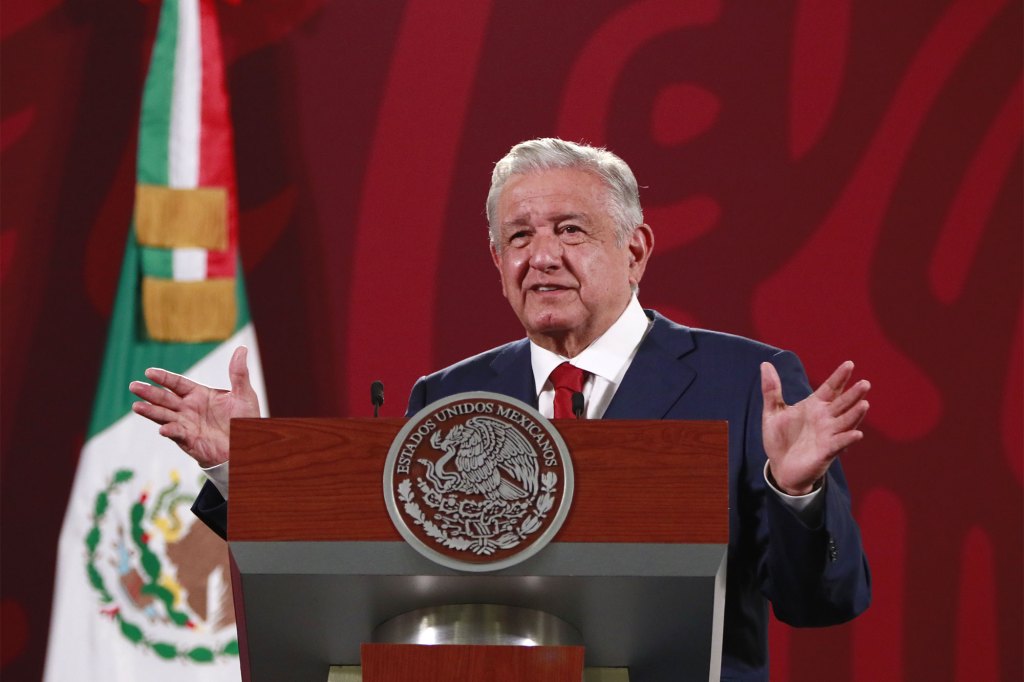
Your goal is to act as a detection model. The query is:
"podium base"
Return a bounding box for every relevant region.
[348,604,623,681]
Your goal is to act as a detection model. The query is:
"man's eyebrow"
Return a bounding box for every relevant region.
[500,217,532,229]
[552,212,590,224]
[499,209,589,225]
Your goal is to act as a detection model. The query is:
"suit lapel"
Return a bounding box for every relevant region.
[603,311,697,419]
[485,339,538,407]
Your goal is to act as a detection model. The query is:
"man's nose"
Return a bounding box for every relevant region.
[528,233,563,270]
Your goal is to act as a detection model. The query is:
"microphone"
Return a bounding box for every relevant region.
[370,381,384,417]
[571,391,585,419]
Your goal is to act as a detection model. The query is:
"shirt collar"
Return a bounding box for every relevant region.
[529,296,651,394]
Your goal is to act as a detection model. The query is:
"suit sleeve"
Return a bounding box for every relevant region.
[191,480,228,540]
[406,376,428,417]
[754,351,871,626]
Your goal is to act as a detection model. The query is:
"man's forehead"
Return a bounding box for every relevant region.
[497,170,611,224]
[500,211,592,229]
[502,168,603,193]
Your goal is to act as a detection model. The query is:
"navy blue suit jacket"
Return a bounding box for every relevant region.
[193,310,870,680]
[404,310,870,680]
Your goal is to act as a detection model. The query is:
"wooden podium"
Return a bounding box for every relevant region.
[227,417,728,682]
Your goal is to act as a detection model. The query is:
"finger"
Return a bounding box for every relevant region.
[144,367,200,396]
[131,400,183,426]
[830,429,864,452]
[832,400,870,433]
[228,346,253,396]
[814,360,855,401]
[829,379,871,415]
[129,381,183,409]
[760,362,785,412]
[158,422,189,445]
[851,400,869,431]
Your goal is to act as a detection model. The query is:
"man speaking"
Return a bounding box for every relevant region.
[130,138,872,680]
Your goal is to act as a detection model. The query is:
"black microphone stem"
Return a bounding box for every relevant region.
[571,391,585,419]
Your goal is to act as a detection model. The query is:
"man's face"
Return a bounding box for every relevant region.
[490,168,653,357]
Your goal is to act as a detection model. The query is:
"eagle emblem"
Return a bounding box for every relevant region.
[384,393,574,572]
[423,416,539,501]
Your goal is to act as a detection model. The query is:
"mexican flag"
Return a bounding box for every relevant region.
[44,0,264,679]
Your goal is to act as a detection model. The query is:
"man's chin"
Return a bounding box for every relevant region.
[522,317,581,347]
[523,311,575,334]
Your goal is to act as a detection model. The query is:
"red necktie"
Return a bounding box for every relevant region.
[549,362,588,418]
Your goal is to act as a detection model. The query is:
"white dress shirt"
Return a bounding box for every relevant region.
[531,294,652,420]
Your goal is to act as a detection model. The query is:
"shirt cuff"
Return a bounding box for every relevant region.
[763,461,824,526]
[202,461,230,500]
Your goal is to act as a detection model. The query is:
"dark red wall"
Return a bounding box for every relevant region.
[2,1,1021,680]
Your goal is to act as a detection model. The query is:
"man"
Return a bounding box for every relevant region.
[130,138,871,680]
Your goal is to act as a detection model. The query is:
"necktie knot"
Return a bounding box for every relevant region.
[549,362,588,418]
[549,362,586,392]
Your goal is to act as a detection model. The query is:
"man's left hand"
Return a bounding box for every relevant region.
[761,360,871,496]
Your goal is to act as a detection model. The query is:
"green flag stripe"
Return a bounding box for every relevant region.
[87,225,252,437]
[140,247,174,279]
[137,0,178,186]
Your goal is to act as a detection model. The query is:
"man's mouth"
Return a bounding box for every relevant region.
[531,283,572,293]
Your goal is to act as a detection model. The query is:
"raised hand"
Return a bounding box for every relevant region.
[761,360,871,496]
[128,346,260,468]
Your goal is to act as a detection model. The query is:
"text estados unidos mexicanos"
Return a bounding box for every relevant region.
[394,401,558,474]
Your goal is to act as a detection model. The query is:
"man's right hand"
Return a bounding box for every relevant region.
[128,346,260,468]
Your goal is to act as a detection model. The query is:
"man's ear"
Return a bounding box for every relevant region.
[627,223,654,286]
[490,242,508,298]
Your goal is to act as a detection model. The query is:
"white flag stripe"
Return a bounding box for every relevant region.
[168,0,201,189]
[43,325,266,682]
[173,247,208,281]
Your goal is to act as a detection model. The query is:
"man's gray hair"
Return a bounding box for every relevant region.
[486,138,643,249]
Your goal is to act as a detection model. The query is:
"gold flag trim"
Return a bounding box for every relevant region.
[135,184,228,250]
[142,277,237,342]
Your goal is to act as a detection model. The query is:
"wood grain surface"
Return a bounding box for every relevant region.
[229,418,727,544]
[360,643,585,682]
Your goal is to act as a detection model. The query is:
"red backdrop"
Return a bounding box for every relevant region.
[2,1,1021,680]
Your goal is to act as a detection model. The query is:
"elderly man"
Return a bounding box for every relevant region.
[130,138,871,680]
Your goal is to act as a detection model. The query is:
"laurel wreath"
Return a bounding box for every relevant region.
[85,469,238,663]
[398,472,558,555]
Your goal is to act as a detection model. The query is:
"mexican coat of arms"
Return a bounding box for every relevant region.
[383,392,574,571]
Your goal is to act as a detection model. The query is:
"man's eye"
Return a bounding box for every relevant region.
[508,231,529,246]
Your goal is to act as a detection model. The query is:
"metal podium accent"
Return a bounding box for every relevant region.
[372,604,583,647]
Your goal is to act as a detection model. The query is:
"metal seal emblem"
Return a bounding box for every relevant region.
[384,392,574,572]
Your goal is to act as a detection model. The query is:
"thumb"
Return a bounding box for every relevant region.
[228,346,252,395]
[760,362,784,414]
